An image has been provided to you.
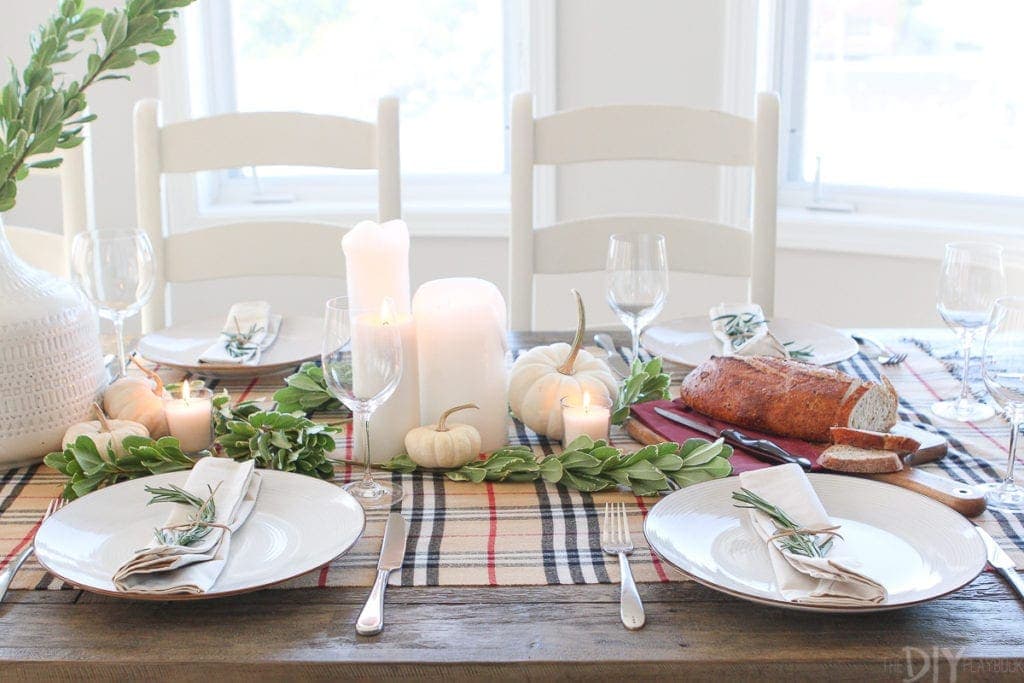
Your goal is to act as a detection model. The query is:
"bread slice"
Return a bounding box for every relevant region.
[829,427,920,454]
[819,445,903,474]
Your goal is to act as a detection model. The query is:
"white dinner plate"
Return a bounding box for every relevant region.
[34,470,365,600]
[644,474,986,613]
[137,315,322,377]
[641,317,858,367]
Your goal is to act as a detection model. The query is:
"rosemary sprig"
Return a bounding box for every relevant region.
[731,488,835,558]
[383,436,733,496]
[610,356,672,425]
[224,318,264,358]
[145,482,219,547]
[713,312,816,359]
[783,342,815,360]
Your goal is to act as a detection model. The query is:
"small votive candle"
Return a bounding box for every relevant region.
[164,380,213,452]
[560,392,612,444]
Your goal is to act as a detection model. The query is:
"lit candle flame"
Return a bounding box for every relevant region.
[181,379,191,405]
[380,298,395,326]
[582,391,591,414]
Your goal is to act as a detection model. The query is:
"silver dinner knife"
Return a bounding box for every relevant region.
[356,512,408,636]
[652,407,813,470]
[977,526,1024,601]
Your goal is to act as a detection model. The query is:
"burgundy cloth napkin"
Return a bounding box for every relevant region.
[629,399,826,474]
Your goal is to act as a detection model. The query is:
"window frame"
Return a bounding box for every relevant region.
[158,0,556,237]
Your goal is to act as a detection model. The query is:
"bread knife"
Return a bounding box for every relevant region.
[652,407,812,471]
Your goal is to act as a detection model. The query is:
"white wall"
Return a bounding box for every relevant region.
[4,0,1022,332]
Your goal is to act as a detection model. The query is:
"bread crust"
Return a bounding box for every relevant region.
[678,356,896,442]
[829,427,920,454]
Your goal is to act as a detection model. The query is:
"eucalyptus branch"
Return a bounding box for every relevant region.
[272,362,346,415]
[0,0,196,212]
[610,356,671,425]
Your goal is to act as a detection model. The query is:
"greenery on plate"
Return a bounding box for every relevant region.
[223,319,264,359]
[383,435,733,497]
[271,362,346,415]
[213,393,338,480]
[1,0,196,212]
[610,356,671,425]
[712,312,815,360]
[732,488,836,558]
[44,434,199,500]
[146,483,218,547]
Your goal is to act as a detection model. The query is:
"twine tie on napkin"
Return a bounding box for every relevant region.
[198,301,282,365]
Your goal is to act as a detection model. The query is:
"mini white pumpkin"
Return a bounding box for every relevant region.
[62,404,149,457]
[102,357,169,437]
[509,290,618,439]
[404,403,482,468]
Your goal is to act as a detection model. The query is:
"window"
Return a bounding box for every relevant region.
[773,0,1024,210]
[175,0,538,221]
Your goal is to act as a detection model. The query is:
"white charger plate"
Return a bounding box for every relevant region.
[35,470,364,601]
[641,317,858,367]
[137,315,322,377]
[644,474,986,613]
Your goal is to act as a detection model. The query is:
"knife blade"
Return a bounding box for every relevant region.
[652,407,812,471]
[977,526,1024,601]
[356,512,408,636]
[594,333,631,378]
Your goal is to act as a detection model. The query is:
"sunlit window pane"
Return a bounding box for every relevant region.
[801,0,1024,197]
[229,0,507,175]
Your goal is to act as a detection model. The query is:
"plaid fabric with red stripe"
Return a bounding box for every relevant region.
[2,333,1021,590]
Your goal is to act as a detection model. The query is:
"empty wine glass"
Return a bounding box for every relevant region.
[932,242,1006,422]
[322,296,403,509]
[606,233,669,362]
[980,296,1024,512]
[70,230,155,378]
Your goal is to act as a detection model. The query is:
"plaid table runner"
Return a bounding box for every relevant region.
[2,332,1022,591]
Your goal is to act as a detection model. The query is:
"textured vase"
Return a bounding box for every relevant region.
[0,216,106,467]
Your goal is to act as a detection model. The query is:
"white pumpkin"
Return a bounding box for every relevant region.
[102,358,169,437]
[404,404,482,468]
[62,404,149,457]
[509,290,618,439]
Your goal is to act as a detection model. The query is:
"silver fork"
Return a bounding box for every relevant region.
[852,334,907,366]
[0,497,66,602]
[601,502,645,630]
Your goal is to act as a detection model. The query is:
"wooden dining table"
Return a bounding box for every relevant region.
[2,329,1023,680]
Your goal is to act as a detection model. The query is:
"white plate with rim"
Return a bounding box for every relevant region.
[35,469,364,601]
[643,474,986,613]
[641,317,858,367]
[137,315,322,377]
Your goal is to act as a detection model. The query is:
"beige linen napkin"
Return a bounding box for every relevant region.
[113,458,262,595]
[198,301,281,365]
[738,463,887,606]
[710,303,789,358]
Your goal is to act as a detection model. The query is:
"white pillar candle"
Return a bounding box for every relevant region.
[413,278,509,453]
[164,381,213,453]
[352,300,420,463]
[560,392,611,445]
[342,219,412,314]
[342,219,420,464]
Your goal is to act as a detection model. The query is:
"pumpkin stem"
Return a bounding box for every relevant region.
[129,355,165,395]
[436,403,478,432]
[92,403,113,432]
[556,289,586,375]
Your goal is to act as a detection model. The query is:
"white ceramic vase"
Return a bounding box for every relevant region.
[0,216,106,467]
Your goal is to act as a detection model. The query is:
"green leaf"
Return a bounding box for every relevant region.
[138,50,160,65]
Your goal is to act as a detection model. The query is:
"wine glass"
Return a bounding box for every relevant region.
[606,233,669,362]
[980,296,1024,512]
[932,242,1005,422]
[321,296,403,509]
[70,230,156,378]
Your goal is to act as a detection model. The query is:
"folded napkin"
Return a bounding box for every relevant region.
[630,400,824,473]
[738,463,886,606]
[198,301,281,365]
[113,458,262,595]
[710,303,789,358]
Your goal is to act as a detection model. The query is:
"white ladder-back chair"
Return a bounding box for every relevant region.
[4,142,93,277]
[509,92,779,331]
[134,97,401,332]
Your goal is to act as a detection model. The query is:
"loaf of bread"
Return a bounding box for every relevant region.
[678,356,898,442]
[819,445,903,474]
[829,427,919,454]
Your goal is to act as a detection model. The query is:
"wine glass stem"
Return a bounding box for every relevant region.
[956,329,977,413]
[1005,412,1022,488]
[630,320,641,363]
[357,410,374,485]
[112,314,127,378]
